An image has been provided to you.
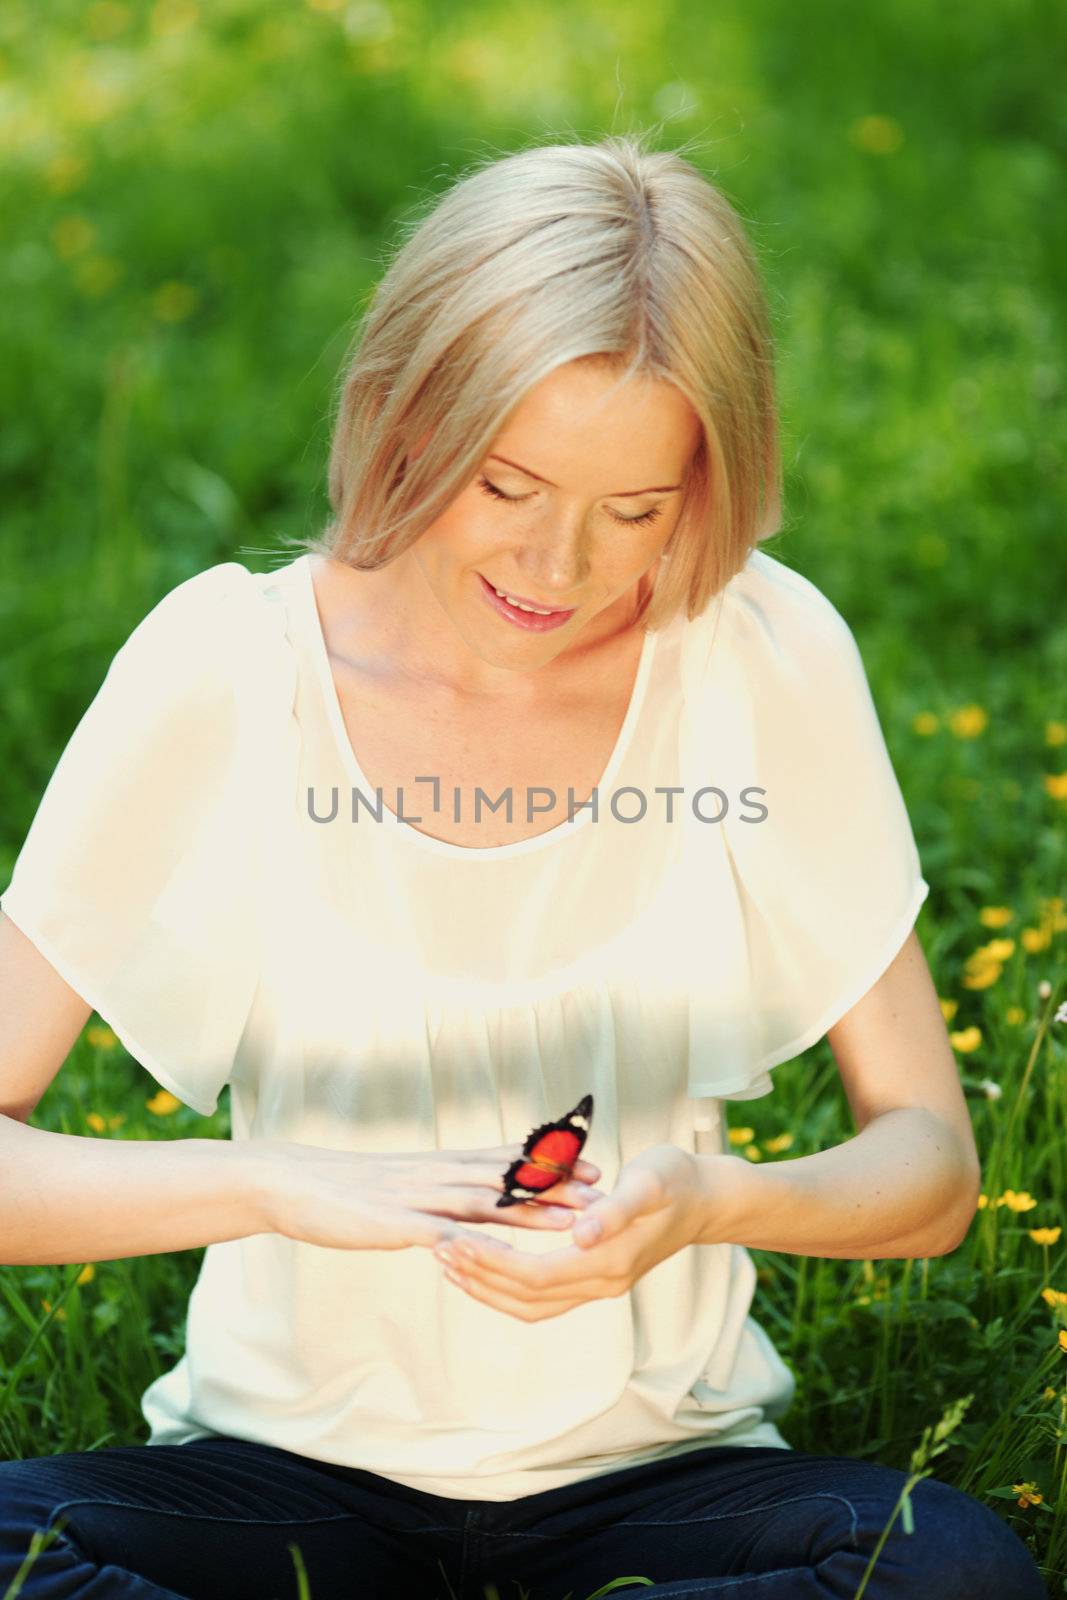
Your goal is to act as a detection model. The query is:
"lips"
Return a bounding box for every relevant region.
[480,577,577,613]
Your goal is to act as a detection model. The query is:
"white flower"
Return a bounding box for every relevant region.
[1054,1001,1067,1026]
[978,1078,1002,1100]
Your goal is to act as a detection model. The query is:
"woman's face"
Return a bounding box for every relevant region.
[400,359,702,687]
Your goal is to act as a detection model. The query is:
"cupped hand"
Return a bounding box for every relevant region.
[431,1143,714,1320]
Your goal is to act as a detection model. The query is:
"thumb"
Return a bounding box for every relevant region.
[573,1165,664,1248]
[573,1201,611,1247]
[572,1187,633,1248]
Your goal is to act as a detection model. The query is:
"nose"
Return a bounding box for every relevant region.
[515,508,593,598]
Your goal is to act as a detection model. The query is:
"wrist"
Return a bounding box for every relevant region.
[689,1150,762,1246]
[240,1137,293,1236]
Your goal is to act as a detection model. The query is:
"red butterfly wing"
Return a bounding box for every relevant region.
[496,1094,594,1208]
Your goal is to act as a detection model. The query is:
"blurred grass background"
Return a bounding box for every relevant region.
[1,0,1065,1593]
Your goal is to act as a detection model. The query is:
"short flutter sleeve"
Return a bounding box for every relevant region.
[678,550,930,1102]
[0,562,298,1116]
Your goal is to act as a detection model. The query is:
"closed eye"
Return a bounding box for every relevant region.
[476,475,664,528]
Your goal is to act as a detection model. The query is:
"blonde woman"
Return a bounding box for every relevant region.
[0,134,1044,1599]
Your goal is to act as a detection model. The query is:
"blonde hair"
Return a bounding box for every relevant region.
[282,129,784,633]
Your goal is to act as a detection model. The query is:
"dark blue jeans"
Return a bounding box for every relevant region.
[0,1434,1047,1599]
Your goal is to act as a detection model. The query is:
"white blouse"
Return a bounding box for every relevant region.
[1,546,929,1501]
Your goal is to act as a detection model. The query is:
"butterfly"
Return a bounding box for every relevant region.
[495,1093,595,1209]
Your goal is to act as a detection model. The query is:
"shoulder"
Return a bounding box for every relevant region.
[107,560,296,716]
[117,560,287,661]
[681,549,865,695]
[720,549,859,661]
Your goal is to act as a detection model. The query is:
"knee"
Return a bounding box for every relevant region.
[873,1476,1045,1599]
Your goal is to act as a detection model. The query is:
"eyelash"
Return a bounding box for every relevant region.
[477,475,664,527]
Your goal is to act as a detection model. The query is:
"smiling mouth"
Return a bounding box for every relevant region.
[478,576,578,615]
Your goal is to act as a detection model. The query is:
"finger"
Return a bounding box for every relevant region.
[442,1247,617,1304]
[572,1183,652,1247]
[434,1159,600,1199]
[435,1234,596,1289]
[438,1262,584,1322]
[415,1189,577,1230]
[514,1179,605,1210]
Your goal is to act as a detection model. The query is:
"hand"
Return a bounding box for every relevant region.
[431,1142,709,1321]
[252,1137,604,1253]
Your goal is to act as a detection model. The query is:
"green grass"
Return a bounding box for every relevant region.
[1,0,1065,1594]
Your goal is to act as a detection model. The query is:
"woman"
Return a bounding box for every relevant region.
[0,134,1045,1598]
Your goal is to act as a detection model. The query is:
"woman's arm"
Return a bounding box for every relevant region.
[692,930,982,1259]
[697,1106,979,1259]
[0,1115,271,1266]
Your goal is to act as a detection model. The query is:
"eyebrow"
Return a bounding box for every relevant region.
[487,454,682,498]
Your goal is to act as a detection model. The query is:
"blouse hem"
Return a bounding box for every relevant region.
[756,874,931,1077]
[689,875,930,1102]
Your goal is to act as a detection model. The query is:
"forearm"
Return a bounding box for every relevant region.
[695,1107,980,1259]
[0,1114,274,1266]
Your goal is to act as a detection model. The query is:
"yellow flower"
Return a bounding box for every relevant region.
[982,939,1015,961]
[1060,1330,1067,1354]
[1043,1386,1058,1400]
[949,704,988,738]
[939,997,959,1022]
[1022,925,1053,953]
[998,1189,1038,1212]
[1030,1227,1063,1246]
[1037,897,1067,933]
[146,1089,182,1116]
[977,1193,988,1209]
[912,711,939,736]
[949,1026,982,1053]
[86,1109,127,1132]
[1012,1481,1043,1508]
[41,1300,67,1322]
[77,1265,95,1286]
[86,1024,118,1050]
[1040,1287,1067,1308]
[727,1126,755,1146]
[1046,722,1067,748]
[962,961,1001,990]
[743,1144,763,1162]
[1005,1006,1026,1025]
[979,907,1014,929]
[1044,773,1067,801]
[762,1132,794,1153]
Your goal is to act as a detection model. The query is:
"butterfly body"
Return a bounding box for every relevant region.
[495,1093,594,1208]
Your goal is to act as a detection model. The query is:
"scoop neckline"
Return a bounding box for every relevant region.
[294,551,660,862]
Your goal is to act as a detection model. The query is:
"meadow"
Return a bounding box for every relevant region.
[0,0,1065,1594]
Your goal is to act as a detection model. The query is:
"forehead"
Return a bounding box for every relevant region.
[495,362,700,482]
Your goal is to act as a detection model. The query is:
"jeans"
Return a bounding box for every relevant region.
[0,1434,1047,1600]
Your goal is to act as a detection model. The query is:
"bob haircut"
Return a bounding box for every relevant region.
[285,129,783,635]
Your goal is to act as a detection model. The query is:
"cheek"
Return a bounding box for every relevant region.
[418,501,499,568]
